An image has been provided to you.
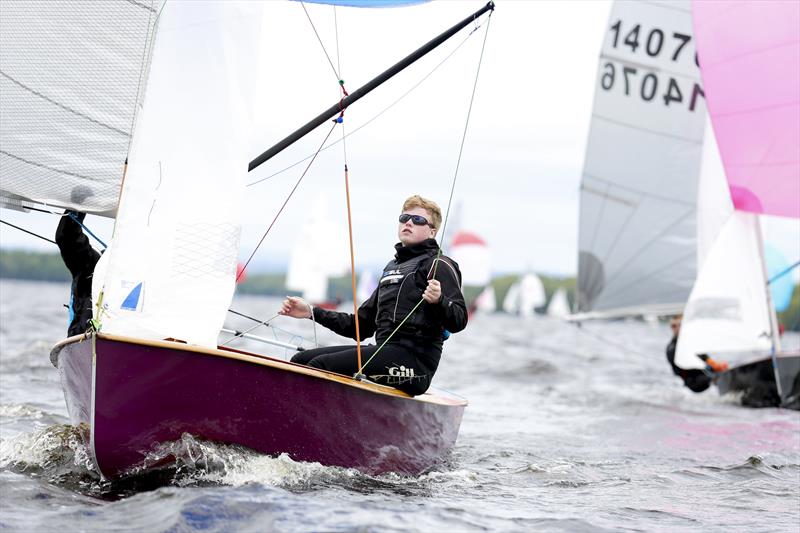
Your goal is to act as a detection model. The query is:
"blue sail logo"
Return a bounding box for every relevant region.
[120,282,143,311]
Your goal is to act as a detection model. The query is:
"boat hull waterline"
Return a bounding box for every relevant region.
[715,351,800,410]
[51,334,466,478]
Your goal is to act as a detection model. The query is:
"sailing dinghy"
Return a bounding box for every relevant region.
[574,0,799,408]
[1,0,495,477]
[674,0,800,409]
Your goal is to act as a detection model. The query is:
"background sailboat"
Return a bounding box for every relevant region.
[502,271,546,317]
[448,229,494,315]
[285,195,350,307]
[674,0,800,408]
[575,0,706,321]
[546,287,571,318]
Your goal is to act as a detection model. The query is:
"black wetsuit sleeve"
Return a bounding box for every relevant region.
[312,289,378,341]
[665,337,681,376]
[427,257,468,334]
[55,213,100,278]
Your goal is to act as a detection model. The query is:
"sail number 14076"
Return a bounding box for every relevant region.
[600,62,705,112]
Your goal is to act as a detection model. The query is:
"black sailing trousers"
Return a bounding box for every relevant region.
[291,344,432,396]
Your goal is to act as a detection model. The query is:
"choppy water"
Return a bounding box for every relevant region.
[1,279,798,532]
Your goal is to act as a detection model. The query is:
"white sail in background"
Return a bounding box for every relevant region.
[0,0,162,215]
[356,269,378,303]
[695,118,733,269]
[675,212,773,369]
[576,0,706,317]
[96,2,263,347]
[547,287,571,318]
[503,273,546,317]
[286,196,350,303]
[449,231,491,287]
[474,285,496,313]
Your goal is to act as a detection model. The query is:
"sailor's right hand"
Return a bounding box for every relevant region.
[279,296,312,319]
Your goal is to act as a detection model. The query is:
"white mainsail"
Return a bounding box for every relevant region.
[576,0,706,318]
[96,1,264,347]
[675,212,773,369]
[0,0,162,215]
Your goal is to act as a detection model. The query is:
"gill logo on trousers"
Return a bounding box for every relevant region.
[388,365,415,378]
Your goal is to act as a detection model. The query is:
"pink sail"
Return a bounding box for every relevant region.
[692,0,800,219]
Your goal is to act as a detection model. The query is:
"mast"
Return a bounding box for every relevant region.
[754,216,782,354]
[248,1,495,172]
[754,216,784,401]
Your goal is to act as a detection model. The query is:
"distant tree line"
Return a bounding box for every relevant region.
[2,249,798,330]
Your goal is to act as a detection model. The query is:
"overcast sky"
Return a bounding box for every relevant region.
[1,0,798,278]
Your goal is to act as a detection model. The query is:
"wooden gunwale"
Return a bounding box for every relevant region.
[51,332,466,407]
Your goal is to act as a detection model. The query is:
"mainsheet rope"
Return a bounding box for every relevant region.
[357,11,493,376]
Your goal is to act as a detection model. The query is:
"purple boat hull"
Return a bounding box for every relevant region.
[51,334,466,478]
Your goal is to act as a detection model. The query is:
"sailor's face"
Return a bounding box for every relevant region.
[398,206,436,246]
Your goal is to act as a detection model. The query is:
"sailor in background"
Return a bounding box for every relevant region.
[666,315,728,392]
[279,195,467,396]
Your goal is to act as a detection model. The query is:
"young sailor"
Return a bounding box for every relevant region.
[55,211,100,336]
[665,315,728,392]
[279,195,468,396]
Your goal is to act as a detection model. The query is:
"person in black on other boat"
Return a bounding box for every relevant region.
[279,195,468,396]
[55,210,100,336]
[666,314,728,393]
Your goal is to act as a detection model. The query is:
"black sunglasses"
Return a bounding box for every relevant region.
[398,213,431,226]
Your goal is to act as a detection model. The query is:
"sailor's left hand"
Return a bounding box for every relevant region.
[422,279,442,304]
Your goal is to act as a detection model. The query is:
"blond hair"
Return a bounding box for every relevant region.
[402,195,442,230]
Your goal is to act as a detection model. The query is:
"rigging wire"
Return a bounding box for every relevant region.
[0,219,56,245]
[301,1,341,82]
[246,26,478,188]
[358,11,494,375]
[768,260,800,285]
[1,205,108,249]
[221,313,280,346]
[237,122,339,282]
[330,10,366,372]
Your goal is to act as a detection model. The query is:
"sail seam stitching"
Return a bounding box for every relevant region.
[0,71,129,137]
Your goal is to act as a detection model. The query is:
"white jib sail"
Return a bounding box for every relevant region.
[675,211,773,369]
[96,1,263,347]
[547,287,571,318]
[577,0,706,316]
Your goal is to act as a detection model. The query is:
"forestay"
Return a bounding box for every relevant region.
[576,0,707,317]
[0,0,162,215]
[96,1,263,347]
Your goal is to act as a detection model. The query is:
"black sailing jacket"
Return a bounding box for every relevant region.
[312,238,467,371]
